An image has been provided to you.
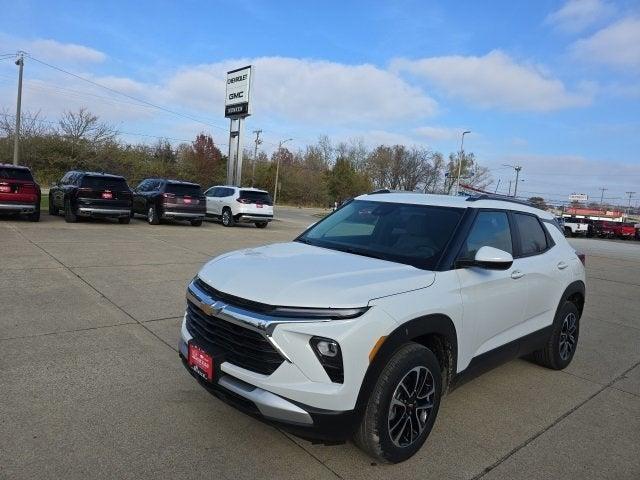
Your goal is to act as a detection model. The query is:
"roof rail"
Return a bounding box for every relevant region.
[368,188,419,195]
[466,193,534,207]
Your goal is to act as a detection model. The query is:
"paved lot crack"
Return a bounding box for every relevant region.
[7,224,177,353]
[0,321,137,342]
[279,431,345,479]
[470,358,640,480]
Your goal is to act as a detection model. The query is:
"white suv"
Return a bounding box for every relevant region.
[203,185,274,228]
[179,192,586,463]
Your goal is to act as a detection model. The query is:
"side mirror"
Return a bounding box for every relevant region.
[458,246,513,270]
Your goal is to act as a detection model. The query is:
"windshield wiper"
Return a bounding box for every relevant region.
[335,245,386,261]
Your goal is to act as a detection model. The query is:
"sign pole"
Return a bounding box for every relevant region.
[235,117,244,186]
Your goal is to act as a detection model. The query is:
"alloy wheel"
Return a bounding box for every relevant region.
[387,366,435,448]
[148,207,154,224]
[559,312,577,361]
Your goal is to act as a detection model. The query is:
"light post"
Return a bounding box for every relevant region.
[502,163,523,198]
[13,52,24,166]
[454,130,471,195]
[273,138,292,205]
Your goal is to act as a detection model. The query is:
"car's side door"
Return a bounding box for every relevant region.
[220,187,235,214]
[510,212,564,334]
[456,210,528,360]
[133,180,148,213]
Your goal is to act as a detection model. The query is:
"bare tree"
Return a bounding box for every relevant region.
[58,108,117,154]
[0,109,49,137]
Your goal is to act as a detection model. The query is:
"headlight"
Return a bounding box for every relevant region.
[271,306,368,320]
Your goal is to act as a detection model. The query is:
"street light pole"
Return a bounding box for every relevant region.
[625,191,635,218]
[599,187,607,210]
[13,52,24,166]
[273,138,292,205]
[454,130,471,196]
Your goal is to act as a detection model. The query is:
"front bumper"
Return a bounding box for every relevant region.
[0,202,37,213]
[179,323,358,441]
[77,207,130,217]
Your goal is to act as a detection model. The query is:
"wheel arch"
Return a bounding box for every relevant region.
[354,314,458,416]
[560,280,585,318]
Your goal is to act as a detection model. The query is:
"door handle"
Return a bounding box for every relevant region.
[557,261,568,270]
[511,270,525,280]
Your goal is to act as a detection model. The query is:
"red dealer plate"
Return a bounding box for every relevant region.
[256,204,263,208]
[188,343,214,381]
[183,197,192,204]
[0,184,11,193]
[101,191,113,199]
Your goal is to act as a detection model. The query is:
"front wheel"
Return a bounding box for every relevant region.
[49,197,59,216]
[147,205,160,225]
[64,198,77,223]
[118,216,131,224]
[533,301,580,370]
[255,221,268,229]
[354,343,442,463]
[190,218,203,227]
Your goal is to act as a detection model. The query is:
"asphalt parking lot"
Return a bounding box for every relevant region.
[1,208,639,480]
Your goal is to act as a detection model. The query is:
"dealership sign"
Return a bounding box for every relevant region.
[225,65,252,118]
[569,193,588,202]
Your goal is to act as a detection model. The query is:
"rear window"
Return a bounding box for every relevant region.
[81,175,129,191]
[0,167,33,181]
[239,190,272,205]
[165,183,202,196]
[514,213,548,255]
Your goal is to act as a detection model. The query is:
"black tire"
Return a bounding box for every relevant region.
[49,197,59,216]
[190,218,203,227]
[255,221,268,229]
[221,208,234,227]
[147,204,160,225]
[64,198,77,223]
[533,301,580,370]
[564,227,572,237]
[354,343,442,463]
[118,216,130,224]
[28,206,40,222]
[130,208,135,218]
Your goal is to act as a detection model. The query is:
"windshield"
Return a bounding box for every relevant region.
[81,175,129,191]
[0,167,33,181]
[297,199,463,269]
[166,183,202,196]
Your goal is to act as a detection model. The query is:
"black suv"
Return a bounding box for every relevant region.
[49,171,132,223]
[132,178,205,226]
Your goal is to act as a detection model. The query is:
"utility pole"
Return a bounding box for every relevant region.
[599,187,607,210]
[13,52,24,166]
[251,129,262,187]
[273,138,292,205]
[625,191,635,218]
[502,163,522,198]
[454,130,471,196]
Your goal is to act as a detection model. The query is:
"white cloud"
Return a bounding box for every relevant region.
[393,50,592,112]
[160,57,438,124]
[571,17,640,71]
[414,126,467,142]
[545,0,615,33]
[28,39,106,63]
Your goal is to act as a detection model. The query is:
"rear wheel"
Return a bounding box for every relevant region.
[190,218,203,227]
[118,216,130,224]
[354,343,442,463]
[221,208,234,227]
[147,205,160,225]
[255,221,268,229]
[533,301,580,370]
[64,198,77,223]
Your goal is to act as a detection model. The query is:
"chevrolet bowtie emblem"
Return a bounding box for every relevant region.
[206,300,226,316]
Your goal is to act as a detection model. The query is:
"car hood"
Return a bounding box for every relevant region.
[197,242,435,308]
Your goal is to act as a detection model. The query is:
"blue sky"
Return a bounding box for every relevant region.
[1,0,639,204]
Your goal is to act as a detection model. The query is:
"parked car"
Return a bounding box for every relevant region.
[0,164,40,221]
[562,216,589,237]
[49,171,132,223]
[598,221,636,239]
[179,192,586,463]
[132,178,205,226]
[204,186,273,228]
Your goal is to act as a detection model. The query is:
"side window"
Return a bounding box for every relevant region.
[514,213,548,255]
[225,188,235,197]
[137,180,149,192]
[60,173,71,185]
[461,211,513,259]
[204,187,215,197]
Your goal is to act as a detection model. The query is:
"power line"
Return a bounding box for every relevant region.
[0,112,228,146]
[28,55,230,133]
